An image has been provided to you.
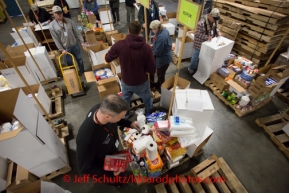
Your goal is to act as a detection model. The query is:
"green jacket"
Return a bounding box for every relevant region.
[138,0,159,29]
[109,0,119,8]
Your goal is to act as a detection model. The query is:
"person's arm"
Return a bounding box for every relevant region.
[49,26,65,51]
[84,1,87,11]
[138,6,144,24]
[29,10,35,23]
[105,43,118,62]
[145,45,156,77]
[153,37,165,57]
[76,124,96,173]
[195,21,208,41]
[117,119,132,128]
[92,0,99,12]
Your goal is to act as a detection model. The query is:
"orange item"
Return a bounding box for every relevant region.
[145,152,163,170]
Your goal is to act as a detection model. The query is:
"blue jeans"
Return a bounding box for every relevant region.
[65,43,84,74]
[189,49,200,71]
[121,80,153,118]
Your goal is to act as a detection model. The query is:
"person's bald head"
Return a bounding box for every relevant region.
[99,94,129,116]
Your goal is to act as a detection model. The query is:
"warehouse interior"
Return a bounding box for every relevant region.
[0,0,289,193]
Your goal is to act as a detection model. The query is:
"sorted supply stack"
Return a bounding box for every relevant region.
[213,0,289,66]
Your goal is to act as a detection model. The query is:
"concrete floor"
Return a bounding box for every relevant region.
[1,0,289,192]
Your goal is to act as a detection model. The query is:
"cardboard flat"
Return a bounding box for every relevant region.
[34,67,57,82]
[102,23,115,32]
[63,69,81,94]
[99,8,113,24]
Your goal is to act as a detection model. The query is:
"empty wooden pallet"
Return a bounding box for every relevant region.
[255,113,289,159]
[155,154,248,193]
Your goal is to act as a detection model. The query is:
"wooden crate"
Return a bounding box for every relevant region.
[40,77,61,85]
[204,78,272,117]
[155,155,248,193]
[45,97,64,119]
[255,114,289,159]
[276,87,289,104]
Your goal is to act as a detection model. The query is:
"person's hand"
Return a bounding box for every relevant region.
[142,23,146,28]
[47,20,51,23]
[81,43,86,49]
[62,50,67,55]
[130,121,141,133]
[113,168,122,176]
[150,44,153,48]
[208,36,212,41]
[218,32,222,37]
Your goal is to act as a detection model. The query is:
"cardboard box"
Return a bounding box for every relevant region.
[210,72,228,92]
[4,55,26,68]
[0,88,38,139]
[105,30,118,45]
[34,67,57,82]
[174,37,194,59]
[248,74,281,99]
[227,80,247,98]
[111,33,126,45]
[199,36,234,64]
[0,61,7,70]
[6,161,38,192]
[161,23,175,36]
[274,52,289,66]
[102,23,114,32]
[99,8,113,24]
[172,89,214,130]
[85,30,97,44]
[21,84,51,115]
[98,82,120,99]
[63,69,81,94]
[25,46,56,70]
[10,27,38,46]
[87,14,96,24]
[0,156,7,192]
[12,180,71,193]
[160,75,190,110]
[85,63,116,86]
[193,58,224,84]
[6,43,34,57]
[166,12,177,26]
[88,43,110,66]
[0,66,38,88]
[187,126,213,158]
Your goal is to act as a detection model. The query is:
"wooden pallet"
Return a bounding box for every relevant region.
[255,114,289,159]
[45,87,63,99]
[155,155,248,193]
[130,90,161,110]
[276,87,289,104]
[45,97,64,119]
[40,77,61,85]
[204,79,272,117]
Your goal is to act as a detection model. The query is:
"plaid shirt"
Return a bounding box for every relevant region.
[194,17,219,50]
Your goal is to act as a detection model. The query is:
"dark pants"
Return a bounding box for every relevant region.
[111,8,120,22]
[156,64,169,89]
[93,11,100,21]
[65,43,85,74]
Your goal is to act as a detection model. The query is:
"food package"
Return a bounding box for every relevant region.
[154,120,170,131]
[165,142,187,160]
[93,68,114,80]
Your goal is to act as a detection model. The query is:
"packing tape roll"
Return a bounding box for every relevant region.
[146,141,158,161]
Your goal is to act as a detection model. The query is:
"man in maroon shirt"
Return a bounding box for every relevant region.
[105,21,156,118]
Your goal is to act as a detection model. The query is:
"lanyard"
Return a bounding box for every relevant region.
[94,110,115,138]
[56,20,65,31]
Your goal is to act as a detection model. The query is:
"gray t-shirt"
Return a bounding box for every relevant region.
[49,18,84,51]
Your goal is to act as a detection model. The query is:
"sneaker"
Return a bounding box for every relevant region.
[118,21,121,26]
[188,67,194,74]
